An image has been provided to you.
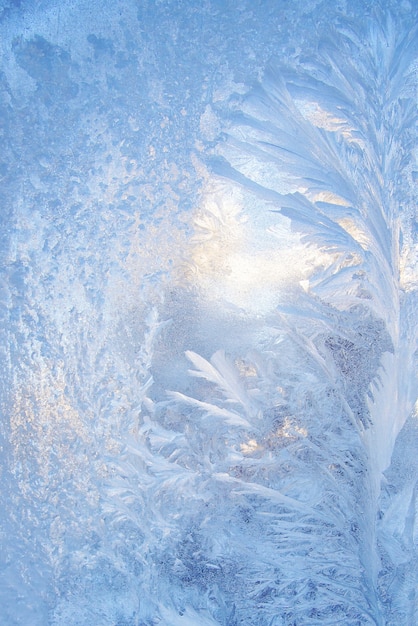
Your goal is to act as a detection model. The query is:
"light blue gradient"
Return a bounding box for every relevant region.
[0,1,416,624]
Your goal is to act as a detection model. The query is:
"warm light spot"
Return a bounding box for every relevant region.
[235,358,258,378]
[240,438,263,455]
[294,99,368,155]
[275,417,308,439]
[337,217,371,249]
[186,182,332,315]
[309,191,350,206]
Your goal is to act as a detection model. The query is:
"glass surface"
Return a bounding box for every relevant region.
[0,1,416,624]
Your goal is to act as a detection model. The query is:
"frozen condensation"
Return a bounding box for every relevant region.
[0,1,416,624]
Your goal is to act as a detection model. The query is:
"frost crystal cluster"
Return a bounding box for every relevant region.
[0,1,416,625]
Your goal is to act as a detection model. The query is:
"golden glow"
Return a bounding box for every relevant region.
[240,438,263,455]
[240,417,307,456]
[275,416,308,439]
[308,191,350,206]
[185,181,332,314]
[11,360,90,490]
[294,99,365,146]
[337,217,371,249]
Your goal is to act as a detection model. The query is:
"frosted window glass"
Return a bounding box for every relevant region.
[0,1,416,624]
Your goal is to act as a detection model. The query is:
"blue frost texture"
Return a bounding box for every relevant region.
[0,1,416,625]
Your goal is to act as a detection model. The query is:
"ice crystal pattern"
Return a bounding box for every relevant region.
[0,3,417,626]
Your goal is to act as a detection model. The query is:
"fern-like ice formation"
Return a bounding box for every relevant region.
[1,3,416,626]
[153,10,417,626]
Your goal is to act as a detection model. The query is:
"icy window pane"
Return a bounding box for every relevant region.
[0,1,416,624]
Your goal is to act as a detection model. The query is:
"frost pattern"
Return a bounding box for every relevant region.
[0,2,417,626]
